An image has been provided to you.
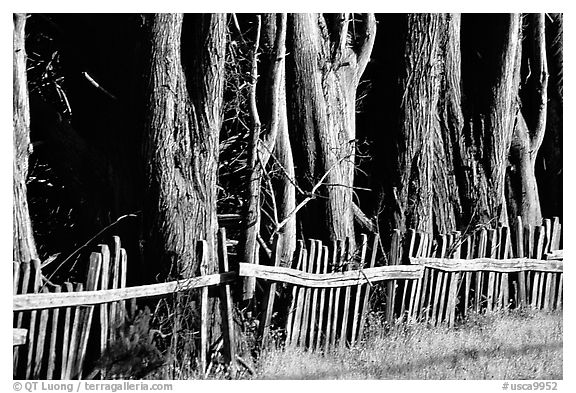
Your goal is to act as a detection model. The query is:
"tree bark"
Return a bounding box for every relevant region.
[14,13,39,263]
[142,13,226,279]
[394,14,450,233]
[286,13,376,244]
[507,14,548,226]
[483,14,523,226]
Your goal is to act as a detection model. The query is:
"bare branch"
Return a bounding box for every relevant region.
[273,154,352,234]
[354,13,376,82]
[334,13,350,65]
[352,203,376,233]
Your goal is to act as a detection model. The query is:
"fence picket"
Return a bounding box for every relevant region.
[309,240,323,350]
[350,234,368,345]
[515,217,527,307]
[486,229,498,312]
[339,239,353,348]
[218,229,237,372]
[25,259,42,379]
[299,241,316,347]
[386,230,402,323]
[285,241,304,347]
[357,235,378,345]
[447,231,461,327]
[76,253,102,379]
[291,248,308,346]
[199,241,209,373]
[532,226,545,309]
[315,245,329,350]
[325,241,337,351]
[46,285,61,380]
[65,282,83,379]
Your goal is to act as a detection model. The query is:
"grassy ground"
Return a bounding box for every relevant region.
[253,309,562,380]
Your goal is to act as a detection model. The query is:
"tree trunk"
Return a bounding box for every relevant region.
[286,13,376,244]
[483,14,523,226]
[393,14,446,234]
[13,13,39,263]
[507,14,548,226]
[142,13,226,279]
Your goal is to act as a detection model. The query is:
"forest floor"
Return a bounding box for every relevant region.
[251,309,562,380]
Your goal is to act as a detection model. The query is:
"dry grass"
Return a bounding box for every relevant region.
[253,309,562,380]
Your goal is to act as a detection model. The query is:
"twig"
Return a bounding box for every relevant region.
[272,154,352,235]
[45,212,139,282]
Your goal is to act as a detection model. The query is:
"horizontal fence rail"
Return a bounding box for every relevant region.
[238,263,424,288]
[14,272,237,312]
[409,257,563,273]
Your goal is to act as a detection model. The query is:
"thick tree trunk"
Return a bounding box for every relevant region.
[142,13,225,279]
[483,14,523,226]
[287,13,375,244]
[13,13,39,263]
[394,14,446,233]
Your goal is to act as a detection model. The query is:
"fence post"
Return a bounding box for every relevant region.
[357,235,378,345]
[386,229,402,323]
[218,229,237,373]
[259,234,282,346]
[199,240,209,373]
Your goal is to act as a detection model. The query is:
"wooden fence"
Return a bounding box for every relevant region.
[13,217,562,379]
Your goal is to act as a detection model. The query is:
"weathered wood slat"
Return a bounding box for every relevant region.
[76,253,102,379]
[532,226,545,308]
[259,235,282,341]
[486,229,498,312]
[357,235,378,345]
[463,235,473,316]
[350,234,368,345]
[315,245,329,350]
[199,241,209,373]
[475,229,487,312]
[33,286,51,378]
[65,283,83,379]
[300,241,316,346]
[46,285,61,379]
[292,248,308,346]
[60,282,73,379]
[409,257,562,273]
[400,230,417,321]
[218,229,237,372]
[285,241,304,347]
[13,328,27,346]
[26,259,42,379]
[109,236,121,343]
[515,217,527,307]
[98,244,110,361]
[431,235,447,326]
[324,241,337,351]
[14,271,237,312]
[308,240,323,350]
[330,241,345,348]
[446,232,461,327]
[239,262,423,288]
[386,230,402,323]
[339,239,352,348]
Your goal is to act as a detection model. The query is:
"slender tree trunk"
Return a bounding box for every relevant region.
[286,13,376,244]
[142,13,226,279]
[13,13,38,263]
[507,13,548,226]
